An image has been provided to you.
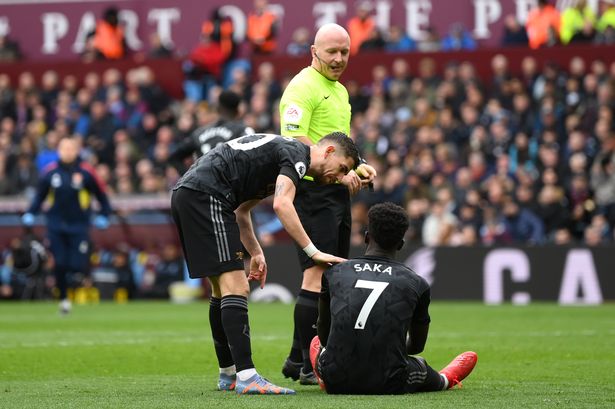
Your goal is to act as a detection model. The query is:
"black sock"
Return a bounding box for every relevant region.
[221,295,254,372]
[54,266,68,299]
[209,297,234,368]
[418,359,446,392]
[287,325,302,363]
[294,289,320,372]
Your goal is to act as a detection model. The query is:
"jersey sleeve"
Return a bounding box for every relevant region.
[279,77,315,137]
[412,278,431,326]
[277,143,308,186]
[27,170,53,214]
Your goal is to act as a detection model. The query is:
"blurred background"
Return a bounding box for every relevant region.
[0,0,613,304]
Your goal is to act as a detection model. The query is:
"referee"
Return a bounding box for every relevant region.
[279,23,377,384]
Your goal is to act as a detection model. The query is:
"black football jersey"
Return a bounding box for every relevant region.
[168,120,253,173]
[191,120,254,156]
[174,134,310,208]
[320,255,431,394]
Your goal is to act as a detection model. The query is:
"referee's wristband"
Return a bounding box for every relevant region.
[302,242,319,258]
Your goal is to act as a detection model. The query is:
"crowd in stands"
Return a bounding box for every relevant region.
[1,0,615,300]
[1,237,188,302]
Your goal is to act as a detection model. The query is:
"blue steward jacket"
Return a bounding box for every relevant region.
[27,160,112,234]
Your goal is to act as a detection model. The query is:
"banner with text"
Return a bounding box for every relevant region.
[0,0,599,61]
[254,245,614,305]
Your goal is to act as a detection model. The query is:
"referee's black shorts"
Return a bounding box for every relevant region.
[293,180,351,271]
[171,187,244,278]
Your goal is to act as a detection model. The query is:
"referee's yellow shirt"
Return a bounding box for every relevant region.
[279,67,351,144]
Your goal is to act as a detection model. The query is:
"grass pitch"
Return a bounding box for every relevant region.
[1,301,614,409]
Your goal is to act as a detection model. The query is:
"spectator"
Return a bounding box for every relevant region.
[385,25,417,53]
[0,34,22,62]
[501,196,545,244]
[359,27,386,53]
[111,246,136,301]
[147,32,173,59]
[560,0,597,44]
[246,0,279,55]
[183,31,226,102]
[6,153,38,195]
[501,14,529,47]
[526,0,561,49]
[92,7,126,59]
[202,8,236,61]
[590,133,615,225]
[596,0,615,44]
[141,243,184,299]
[347,0,376,55]
[417,25,441,52]
[422,201,458,246]
[286,27,311,56]
[441,23,477,51]
[1,230,49,300]
[552,227,575,244]
[83,100,118,165]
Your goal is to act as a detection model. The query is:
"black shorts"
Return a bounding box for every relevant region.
[318,351,442,394]
[171,187,244,278]
[294,181,351,271]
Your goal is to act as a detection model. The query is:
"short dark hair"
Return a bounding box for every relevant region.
[218,90,241,116]
[368,202,409,250]
[318,132,360,169]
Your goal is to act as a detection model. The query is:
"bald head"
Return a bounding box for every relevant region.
[58,137,80,164]
[314,23,349,46]
[311,23,350,81]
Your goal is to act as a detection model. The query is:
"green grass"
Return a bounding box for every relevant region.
[1,301,614,408]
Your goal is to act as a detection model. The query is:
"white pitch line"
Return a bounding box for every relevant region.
[0,334,286,349]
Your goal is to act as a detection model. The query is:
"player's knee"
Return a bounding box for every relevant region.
[218,270,250,297]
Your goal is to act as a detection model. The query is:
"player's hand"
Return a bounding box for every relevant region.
[93,215,110,230]
[356,163,377,188]
[340,170,362,196]
[21,213,35,226]
[312,251,346,266]
[247,253,268,288]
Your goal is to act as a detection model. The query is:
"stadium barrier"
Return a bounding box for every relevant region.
[1,206,613,303]
[258,244,614,304]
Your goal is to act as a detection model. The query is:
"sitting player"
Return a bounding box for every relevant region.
[311,202,477,394]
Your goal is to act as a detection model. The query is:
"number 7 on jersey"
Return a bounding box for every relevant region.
[354,280,389,329]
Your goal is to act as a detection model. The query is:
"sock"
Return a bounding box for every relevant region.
[237,368,257,382]
[219,365,236,376]
[287,325,303,363]
[440,373,449,390]
[209,297,234,368]
[221,295,254,372]
[417,360,447,392]
[54,266,68,300]
[294,289,320,373]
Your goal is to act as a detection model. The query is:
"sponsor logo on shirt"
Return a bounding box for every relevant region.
[284,104,302,123]
[285,124,299,131]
